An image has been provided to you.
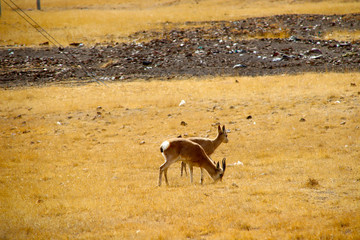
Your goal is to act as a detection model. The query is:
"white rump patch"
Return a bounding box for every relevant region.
[161,141,170,151]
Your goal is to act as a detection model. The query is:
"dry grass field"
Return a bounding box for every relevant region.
[1,0,360,239]
[1,0,360,46]
[1,73,359,239]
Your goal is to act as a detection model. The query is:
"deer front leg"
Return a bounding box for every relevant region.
[200,168,204,184]
[189,165,194,183]
[181,162,187,176]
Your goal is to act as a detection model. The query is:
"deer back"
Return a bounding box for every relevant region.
[187,137,214,155]
[163,138,214,167]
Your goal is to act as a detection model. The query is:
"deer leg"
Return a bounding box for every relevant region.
[158,169,163,186]
[189,165,194,183]
[159,155,179,186]
[181,162,187,176]
[180,162,184,176]
[200,168,204,185]
[159,160,172,186]
[159,166,164,186]
[164,169,169,185]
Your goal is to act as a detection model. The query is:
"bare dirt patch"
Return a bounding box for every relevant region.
[1,13,359,87]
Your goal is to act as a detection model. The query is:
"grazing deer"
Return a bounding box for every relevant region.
[159,138,226,186]
[181,125,228,176]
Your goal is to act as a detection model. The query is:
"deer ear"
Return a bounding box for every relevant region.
[216,161,220,169]
[222,125,225,132]
[222,158,226,172]
[218,125,221,132]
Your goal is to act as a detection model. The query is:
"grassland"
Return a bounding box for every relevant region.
[1,73,359,239]
[1,0,360,238]
[1,0,360,46]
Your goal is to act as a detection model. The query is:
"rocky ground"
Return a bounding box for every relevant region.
[1,14,359,87]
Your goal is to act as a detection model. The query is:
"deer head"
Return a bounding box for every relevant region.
[215,158,226,182]
[218,125,229,143]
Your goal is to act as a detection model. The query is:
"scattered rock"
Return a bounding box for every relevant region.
[305,178,320,188]
[230,161,244,166]
[288,35,300,42]
[309,55,323,60]
[246,115,252,120]
[179,100,186,106]
[142,61,152,66]
[233,64,247,68]
[1,13,360,87]
[307,48,323,55]
[180,121,187,126]
[272,57,282,62]
[299,118,306,122]
[69,42,83,47]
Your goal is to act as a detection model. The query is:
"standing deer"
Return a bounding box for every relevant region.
[181,125,228,176]
[159,138,226,186]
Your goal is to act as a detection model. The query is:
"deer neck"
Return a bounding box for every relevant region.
[211,133,223,151]
[202,160,218,180]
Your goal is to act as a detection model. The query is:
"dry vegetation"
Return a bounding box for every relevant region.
[1,73,360,239]
[1,0,360,239]
[1,0,360,46]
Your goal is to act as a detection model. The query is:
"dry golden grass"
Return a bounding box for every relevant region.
[1,0,360,46]
[1,1,360,238]
[324,30,360,42]
[1,72,359,239]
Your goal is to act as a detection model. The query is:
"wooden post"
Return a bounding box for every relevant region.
[37,0,41,10]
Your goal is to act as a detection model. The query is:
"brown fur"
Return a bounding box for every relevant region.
[180,125,228,176]
[159,138,226,186]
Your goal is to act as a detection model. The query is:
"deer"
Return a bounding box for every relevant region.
[180,125,228,176]
[158,138,226,186]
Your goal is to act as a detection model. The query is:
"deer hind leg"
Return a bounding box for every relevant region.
[200,168,204,185]
[159,154,179,186]
[180,162,187,176]
[159,160,172,186]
